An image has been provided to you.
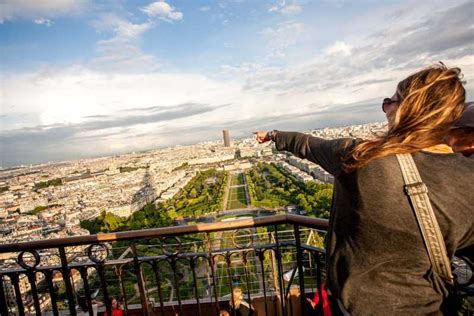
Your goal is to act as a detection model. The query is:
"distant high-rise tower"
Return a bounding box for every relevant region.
[222,129,230,147]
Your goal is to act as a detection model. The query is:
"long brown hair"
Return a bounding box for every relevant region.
[344,63,465,172]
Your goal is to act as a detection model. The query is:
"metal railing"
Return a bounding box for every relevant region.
[0,214,329,316]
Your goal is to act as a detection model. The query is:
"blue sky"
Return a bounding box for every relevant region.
[1,0,473,167]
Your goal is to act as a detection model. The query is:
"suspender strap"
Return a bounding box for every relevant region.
[396,153,453,284]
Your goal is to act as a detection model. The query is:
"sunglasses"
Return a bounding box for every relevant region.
[382,98,400,113]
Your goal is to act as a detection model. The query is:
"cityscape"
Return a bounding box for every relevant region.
[0,122,385,245]
[0,122,385,314]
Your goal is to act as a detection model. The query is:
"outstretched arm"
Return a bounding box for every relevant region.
[255,130,357,176]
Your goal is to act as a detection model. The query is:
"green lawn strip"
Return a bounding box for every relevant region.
[227,185,248,209]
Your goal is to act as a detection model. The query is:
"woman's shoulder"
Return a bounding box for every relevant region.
[413,151,474,170]
[365,150,473,168]
[354,151,473,184]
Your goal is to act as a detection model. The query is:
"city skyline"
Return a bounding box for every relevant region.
[0,121,383,243]
[0,121,380,169]
[1,0,473,167]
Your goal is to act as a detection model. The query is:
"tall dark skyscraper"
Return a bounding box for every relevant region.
[222,129,230,147]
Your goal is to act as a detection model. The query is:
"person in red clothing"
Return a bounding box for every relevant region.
[103,297,124,316]
[308,283,333,316]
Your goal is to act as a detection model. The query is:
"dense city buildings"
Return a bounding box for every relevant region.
[0,122,385,246]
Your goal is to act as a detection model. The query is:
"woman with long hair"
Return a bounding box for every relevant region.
[255,63,473,314]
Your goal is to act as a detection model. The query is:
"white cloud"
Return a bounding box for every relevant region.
[33,18,54,27]
[268,6,279,13]
[268,1,302,15]
[92,39,159,73]
[222,1,474,112]
[0,67,246,166]
[280,4,302,15]
[199,6,211,12]
[220,63,273,77]
[324,41,352,56]
[1,67,242,127]
[240,1,473,107]
[93,14,152,39]
[0,0,87,22]
[260,22,305,50]
[140,1,183,22]
[91,14,156,72]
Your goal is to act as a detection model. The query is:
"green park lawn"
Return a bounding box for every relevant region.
[227,174,248,209]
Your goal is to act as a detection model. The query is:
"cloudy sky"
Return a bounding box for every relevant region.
[1,0,473,167]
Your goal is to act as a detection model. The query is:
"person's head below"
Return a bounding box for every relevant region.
[219,310,230,316]
[289,285,300,297]
[232,287,243,302]
[229,287,247,310]
[345,62,465,172]
[448,102,474,157]
[109,297,119,310]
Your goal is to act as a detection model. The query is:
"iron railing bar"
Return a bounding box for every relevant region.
[273,225,287,316]
[0,215,328,253]
[170,257,184,316]
[225,252,236,316]
[287,214,329,229]
[131,243,149,315]
[294,225,307,316]
[0,275,9,316]
[0,268,30,275]
[59,247,77,316]
[0,262,117,274]
[96,263,112,316]
[242,252,252,314]
[285,266,298,299]
[207,232,221,315]
[139,253,207,262]
[66,252,280,268]
[26,271,41,316]
[116,265,129,316]
[152,261,166,316]
[69,260,128,268]
[151,261,165,316]
[256,250,269,316]
[44,270,59,316]
[314,252,324,316]
[189,257,202,316]
[300,244,326,254]
[78,267,94,316]
[12,274,25,316]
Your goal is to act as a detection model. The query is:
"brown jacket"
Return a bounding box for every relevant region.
[274,131,474,315]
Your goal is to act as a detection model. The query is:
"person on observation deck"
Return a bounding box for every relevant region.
[255,63,474,315]
[228,287,255,316]
[103,297,124,316]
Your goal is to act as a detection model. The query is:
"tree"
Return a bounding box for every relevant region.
[296,193,311,212]
[167,207,178,220]
[103,213,120,231]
